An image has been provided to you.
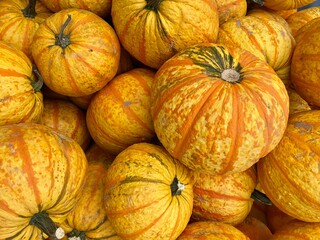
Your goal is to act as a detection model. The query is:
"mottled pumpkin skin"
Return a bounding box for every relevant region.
[104,143,194,240]
[111,0,219,69]
[0,41,43,126]
[31,8,120,97]
[0,123,88,239]
[40,99,92,150]
[216,0,247,24]
[261,0,315,10]
[151,43,289,175]
[269,220,320,239]
[177,221,250,239]
[0,0,52,60]
[192,167,256,225]
[86,68,156,155]
[257,110,320,222]
[290,18,320,107]
[218,15,295,86]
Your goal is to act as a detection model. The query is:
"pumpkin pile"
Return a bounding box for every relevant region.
[0,0,320,239]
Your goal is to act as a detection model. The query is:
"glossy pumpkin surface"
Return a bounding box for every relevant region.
[104,143,194,239]
[111,0,219,69]
[0,40,43,126]
[31,8,120,97]
[257,110,320,222]
[0,123,88,239]
[151,43,289,175]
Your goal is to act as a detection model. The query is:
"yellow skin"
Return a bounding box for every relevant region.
[104,143,194,240]
[0,123,88,240]
[258,110,320,222]
[111,0,219,69]
[31,8,120,97]
[0,41,43,126]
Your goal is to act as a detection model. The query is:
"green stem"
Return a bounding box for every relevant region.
[251,189,272,205]
[31,64,43,92]
[55,14,72,49]
[22,0,37,18]
[145,0,163,11]
[171,176,185,196]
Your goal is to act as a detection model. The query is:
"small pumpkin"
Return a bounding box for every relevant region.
[0,40,43,126]
[236,216,273,240]
[104,143,194,239]
[31,8,120,97]
[151,43,289,175]
[0,123,88,240]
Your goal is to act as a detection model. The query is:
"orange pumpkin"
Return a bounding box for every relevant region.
[236,216,273,240]
[104,143,194,239]
[69,94,93,110]
[287,87,311,115]
[0,123,88,239]
[192,166,257,225]
[0,0,52,60]
[177,221,250,239]
[216,0,247,24]
[31,8,120,97]
[257,110,320,222]
[290,17,320,107]
[151,43,289,175]
[266,204,295,233]
[111,0,219,69]
[0,40,43,126]
[40,99,92,150]
[86,68,156,155]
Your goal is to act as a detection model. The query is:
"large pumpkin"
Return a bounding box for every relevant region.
[0,123,88,239]
[111,0,219,69]
[257,110,320,222]
[104,143,194,239]
[151,43,289,175]
[0,40,43,126]
[31,8,120,97]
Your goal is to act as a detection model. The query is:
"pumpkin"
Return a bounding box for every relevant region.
[177,221,250,239]
[69,94,93,110]
[39,0,112,18]
[86,68,156,155]
[217,15,295,86]
[290,17,320,107]
[257,110,320,222]
[286,6,320,38]
[247,200,268,226]
[269,220,320,239]
[111,0,219,69]
[256,0,315,10]
[0,0,52,60]
[151,43,289,175]
[0,123,87,239]
[104,142,194,239]
[266,204,295,233]
[236,216,273,240]
[192,166,257,225]
[116,46,134,76]
[60,144,119,240]
[40,99,92,150]
[215,0,247,24]
[31,8,120,97]
[0,40,43,126]
[287,87,311,115]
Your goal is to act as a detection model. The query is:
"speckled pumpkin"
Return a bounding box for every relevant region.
[31,8,120,97]
[0,40,43,126]
[257,110,320,222]
[104,143,194,239]
[111,0,219,69]
[192,166,257,225]
[86,68,156,155]
[151,43,289,175]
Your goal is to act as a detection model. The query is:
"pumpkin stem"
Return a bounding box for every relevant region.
[251,189,272,205]
[145,0,163,11]
[171,176,185,196]
[31,64,44,92]
[22,0,37,18]
[221,69,241,83]
[29,211,65,239]
[55,14,72,49]
[67,229,86,240]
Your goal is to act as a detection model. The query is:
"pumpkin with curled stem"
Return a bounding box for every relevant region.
[151,43,289,175]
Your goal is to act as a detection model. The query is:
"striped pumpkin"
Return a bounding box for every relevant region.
[40,99,92,150]
[31,8,120,97]
[104,143,194,239]
[0,40,43,126]
[0,0,52,60]
[151,43,289,175]
[86,68,156,155]
[0,123,88,240]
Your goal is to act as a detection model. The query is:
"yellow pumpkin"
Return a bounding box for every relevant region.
[216,0,247,24]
